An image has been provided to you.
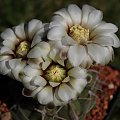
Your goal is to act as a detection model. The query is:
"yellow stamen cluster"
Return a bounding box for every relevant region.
[16,41,30,58]
[45,65,66,82]
[69,25,89,44]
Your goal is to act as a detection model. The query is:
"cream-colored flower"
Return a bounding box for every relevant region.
[48,40,69,66]
[47,4,120,67]
[0,19,48,81]
[21,58,87,106]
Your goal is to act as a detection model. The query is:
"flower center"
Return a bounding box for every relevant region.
[16,41,30,58]
[45,64,66,82]
[69,25,89,44]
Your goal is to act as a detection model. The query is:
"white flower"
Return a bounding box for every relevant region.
[21,56,87,106]
[48,40,69,66]
[0,19,47,81]
[47,4,120,67]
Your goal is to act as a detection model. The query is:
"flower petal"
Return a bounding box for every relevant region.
[67,4,82,25]
[37,86,53,105]
[107,34,120,48]
[30,76,47,87]
[31,87,43,97]
[21,75,36,90]
[62,76,70,83]
[15,23,26,40]
[87,10,103,28]
[49,48,58,61]
[3,39,16,50]
[8,59,19,69]
[12,60,26,81]
[59,46,69,60]
[27,42,50,58]
[58,83,77,102]
[49,21,62,28]
[55,8,72,27]
[49,41,63,61]
[104,47,114,65]
[91,23,118,38]
[80,55,93,68]
[52,15,68,29]
[0,55,12,62]
[42,60,51,70]
[68,67,87,79]
[61,35,77,46]
[68,45,86,66]
[24,65,41,77]
[47,26,65,41]
[27,58,42,69]
[87,44,106,64]
[1,28,17,42]
[53,94,64,106]
[0,46,14,55]
[49,81,60,87]
[28,19,43,40]
[81,4,95,26]
[69,78,87,93]
[0,60,10,75]
[57,59,65,66]
[93,36,114,46]
[31,34,42,47]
